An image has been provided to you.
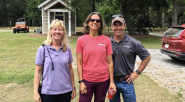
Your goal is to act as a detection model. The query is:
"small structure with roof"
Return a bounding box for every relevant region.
[38,0,76,36]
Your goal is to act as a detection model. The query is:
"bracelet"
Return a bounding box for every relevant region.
[73,87,76,90]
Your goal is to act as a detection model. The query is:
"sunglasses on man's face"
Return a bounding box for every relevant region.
[89,19,101,23]
[112,14,123,19]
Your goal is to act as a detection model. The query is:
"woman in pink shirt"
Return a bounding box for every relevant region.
[76,12,117,102]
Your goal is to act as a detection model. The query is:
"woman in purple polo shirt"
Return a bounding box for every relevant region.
[34,19,76,102]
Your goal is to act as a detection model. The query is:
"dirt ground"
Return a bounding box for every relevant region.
[27,33,47,37]
[0,83,33,102]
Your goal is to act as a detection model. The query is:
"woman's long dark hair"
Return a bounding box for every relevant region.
[83,12,107,35]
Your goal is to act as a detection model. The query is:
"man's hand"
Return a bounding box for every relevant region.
[126,72,139,84]
[80,82,87,94]
[109,82,117,94]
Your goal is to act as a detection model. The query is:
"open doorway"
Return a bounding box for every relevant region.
[55,16,63,21]
[55,12,64,25]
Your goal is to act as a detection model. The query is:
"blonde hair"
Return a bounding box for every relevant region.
[44,19,67,52]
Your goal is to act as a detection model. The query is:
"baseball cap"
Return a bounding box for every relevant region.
[112,14,125,24]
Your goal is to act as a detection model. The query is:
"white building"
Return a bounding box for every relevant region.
[38,0,76,36]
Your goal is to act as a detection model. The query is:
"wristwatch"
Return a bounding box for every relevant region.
[78,79,84,83]
[136,70,141,74]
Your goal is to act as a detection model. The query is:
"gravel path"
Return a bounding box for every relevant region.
[135,49,185,100]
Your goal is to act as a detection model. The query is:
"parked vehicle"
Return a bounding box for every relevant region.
[160,24,185,61]
[12,18,29,33]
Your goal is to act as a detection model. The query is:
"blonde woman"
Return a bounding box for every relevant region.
[34,19,76,102]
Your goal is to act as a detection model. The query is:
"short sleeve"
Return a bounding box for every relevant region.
[106,38,113,55]
[135,42,150,60]
[76,37,83,53]
[68,46,73,64]
[35,46,45,66]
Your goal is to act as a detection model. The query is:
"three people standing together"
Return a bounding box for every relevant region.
[34,12,151,102]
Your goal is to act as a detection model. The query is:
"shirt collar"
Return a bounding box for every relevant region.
[46,44,63,49]
[111,33,128,43]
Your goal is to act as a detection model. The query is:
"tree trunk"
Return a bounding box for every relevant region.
[121,4,135,34]
[162,12,165,31]
[92,3,95,12]
[172,0,179,26]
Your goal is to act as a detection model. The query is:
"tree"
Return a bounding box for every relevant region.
[149,0,169,29]
[178,2,185,24]
[0,0,27,26]
[168,0,185,26]
[0,0,10,26]
[24,0,45,26]
[172,0,179,25]
[98,2,120,32]
[68,0,104,12]
[104,0,169,34]
[67,0,104,26]
[99,2,120,26]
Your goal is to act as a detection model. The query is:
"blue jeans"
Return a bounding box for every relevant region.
[109,80,136,102]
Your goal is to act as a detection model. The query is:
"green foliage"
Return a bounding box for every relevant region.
[148,0,169,27]
[101,0,170,34]
[99,0,120,26]
[66,0,92,26]
[0,0,27,26]
[151,0,169,11]
[76,7,91,26]
[165,0,185,25]
[66,0,104,26]
[24,0,45,26]
[0,0,184,27]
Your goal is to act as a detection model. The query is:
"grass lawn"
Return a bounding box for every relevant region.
[138,36,162,49]
[0,30,182,102]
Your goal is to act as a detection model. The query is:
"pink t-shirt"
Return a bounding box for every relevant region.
[76,34,113,82]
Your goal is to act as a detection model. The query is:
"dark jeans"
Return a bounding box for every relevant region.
[79,79,110,102]
[41,91,72,102]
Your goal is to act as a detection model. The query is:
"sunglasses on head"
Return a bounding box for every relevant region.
[112,14,123,19]
[89,19,101,23]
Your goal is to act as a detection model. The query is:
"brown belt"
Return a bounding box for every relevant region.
[114,75,130,81]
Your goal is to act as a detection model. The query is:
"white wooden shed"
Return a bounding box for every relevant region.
[38,0,76,36]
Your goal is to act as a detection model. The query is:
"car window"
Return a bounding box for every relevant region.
[164,28,184,36]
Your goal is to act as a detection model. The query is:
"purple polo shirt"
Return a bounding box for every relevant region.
[35,45,73,95]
